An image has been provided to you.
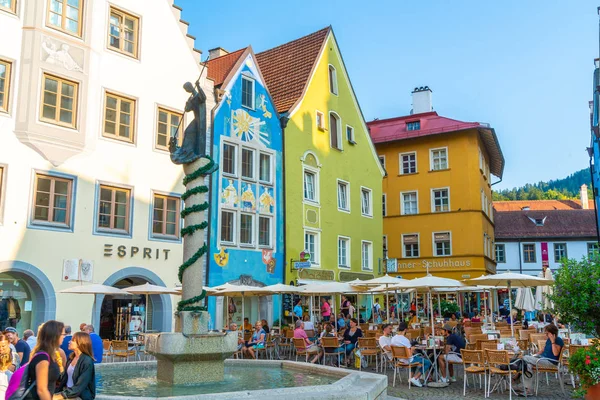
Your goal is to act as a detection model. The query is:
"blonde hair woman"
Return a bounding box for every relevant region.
[0,334,13,398]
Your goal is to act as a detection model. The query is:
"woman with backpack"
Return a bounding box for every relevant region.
[54,332,95,400]
[0,334,13,397]
[23,320,65,400]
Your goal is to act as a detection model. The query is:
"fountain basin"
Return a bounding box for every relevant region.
[94,359,388,399]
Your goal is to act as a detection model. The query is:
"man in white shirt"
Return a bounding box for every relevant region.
[378,324,393,360]
[390,322,431,387]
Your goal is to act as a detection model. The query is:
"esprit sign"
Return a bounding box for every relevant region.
[103,244,171,260]
[396,258,473,269]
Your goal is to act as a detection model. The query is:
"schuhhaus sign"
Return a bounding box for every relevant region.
[388,257,473,271]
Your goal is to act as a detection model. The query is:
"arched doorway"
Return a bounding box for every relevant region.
[0,261,56,335]
[94,267,172,339]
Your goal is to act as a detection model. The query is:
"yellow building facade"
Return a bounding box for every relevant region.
[368,90,504,281]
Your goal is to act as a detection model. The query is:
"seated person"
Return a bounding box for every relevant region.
[336,313,346,330]
[302,315,315,331]
[321,324,343,355]
[407,310,418,327]
[521,324,564,396]
[391,322,431,387]
[227,323,244,351]
[341,318,363,364]
[438,324,465,383]
[293,320,322,363]
[378,324,393,360]
[242,321,266,359]
[261,319,270,334]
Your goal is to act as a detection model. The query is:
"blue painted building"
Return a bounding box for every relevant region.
[590,61,600,243]
[206,47,284,329]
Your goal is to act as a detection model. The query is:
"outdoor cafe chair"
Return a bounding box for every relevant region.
[292,338,311,363]
[357,337,379,372]
[530,347,566,397]
[405,329,420,341]
[321,336,344,367]
[485,349,523,400]
[255,334,270,360]
[278,329,294,357]
[564,344,589,388]
[304,329,316,340]
[102,340,113,363]
[359,323,369,332]
[111,340,135,362]
[516,340,529,353]
[390,345,422,388]
[460,349,487,397]
[477,339,498,351]
[468,333,489,344]
[519,329,533,341]
[365,330,378,338]
[529,333,546,345]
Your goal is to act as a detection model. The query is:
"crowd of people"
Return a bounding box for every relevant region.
[0,322,98,399]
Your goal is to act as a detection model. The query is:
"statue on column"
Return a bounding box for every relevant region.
[169,81,217,174]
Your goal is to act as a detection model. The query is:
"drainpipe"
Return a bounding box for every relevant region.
[589,155,600,244]
[280,115,289,283]
[517,240,523,274]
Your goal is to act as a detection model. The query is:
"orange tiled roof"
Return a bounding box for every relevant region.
[256,27,330,113]
[493,199,595,211]
[206,48,247,87]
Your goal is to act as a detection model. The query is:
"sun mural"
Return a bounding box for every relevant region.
[231,109,269,146]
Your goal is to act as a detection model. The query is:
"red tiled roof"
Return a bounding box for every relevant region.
[494,210,598,240]
[256,27,330,113]
[206,48,246,87]
[493,200,595,211]
[368,112,505,178]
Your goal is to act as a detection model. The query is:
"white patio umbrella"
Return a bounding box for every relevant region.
[59,284,133,329]
[534,286,544,311]
[350,274,405,322]
[262,283,304,332]
[124,283,179,333]
[468,272,553,337]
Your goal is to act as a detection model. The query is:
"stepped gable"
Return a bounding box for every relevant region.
[256,27,330,113]
[169,1,202,64]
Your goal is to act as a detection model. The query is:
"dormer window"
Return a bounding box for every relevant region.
[528,216,546,226]
[407,120,420,131]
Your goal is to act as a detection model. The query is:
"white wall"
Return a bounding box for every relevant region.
[496,240,593,276]
[0,0,210,333]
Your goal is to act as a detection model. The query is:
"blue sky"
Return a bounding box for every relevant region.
[177,0,599,190]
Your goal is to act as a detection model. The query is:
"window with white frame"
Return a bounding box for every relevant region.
[241,76,255,109]
[258,216,272,247]
[432,188,450,212]
[588,243,599,259]
[328,65,338,95]
[378,155,385,169]
[400,152,417,174]
[337,180,349,211]
[220,210,235,243]
[32,173,74,228]
[152,194,180,239]
[0,0,16,14]
[401,191,418,215]
[523,244,536,263]
[346,125,355,143]
[0,59,11,113]
[338,237,349,268]
[239,213,254,246]
[259,153,272,183]
[316,110,325,130]
[329,112,341,150]
[97,184,131,234]
[403,234,419,258]
[305,231,319,265]
[554,243,567,262]
[406,121,420,131]
[222,143,237,176]
[430,148,448,170]
[362,241,373,271]
[361,187,372,216]
[241,148,255,180]
[303,170,317,202]
[433,232,451,256]
[495,244,506,263]
[382,194,386,216]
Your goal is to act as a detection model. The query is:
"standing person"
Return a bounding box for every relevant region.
[438,324,465,383]
[372,299,381,322]
[24,329,37,351]
[60,326,73,359]
[28,320,65,400]
[0,334,13,398]
[410,299,417,312]
[293,299,303,322]
[320,298,331,322]
[55,332,96,400]
[5,327,30,365]
[83,325,102,364]
[391,322,431,387]
[340,296,351,317]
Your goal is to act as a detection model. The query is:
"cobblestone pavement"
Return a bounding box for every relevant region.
[377,367,576,400]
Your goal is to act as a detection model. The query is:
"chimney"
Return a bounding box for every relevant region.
[581,184,589,209]
[208,47,229,60]
[411,86,433,115]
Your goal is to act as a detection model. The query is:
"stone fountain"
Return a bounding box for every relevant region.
[145,80,237,384]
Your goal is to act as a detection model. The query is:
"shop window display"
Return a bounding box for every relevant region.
[0,276,33,334]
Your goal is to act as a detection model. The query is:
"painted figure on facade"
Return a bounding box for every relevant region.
[170,81,216,172]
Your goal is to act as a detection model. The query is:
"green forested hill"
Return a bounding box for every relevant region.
[493,168,592,201]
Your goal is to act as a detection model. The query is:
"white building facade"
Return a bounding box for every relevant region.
[494,207,597,276]
[0,0,211,338]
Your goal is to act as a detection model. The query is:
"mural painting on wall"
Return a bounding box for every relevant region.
[257,94,272,119]
[259,186,274,214]
[231,108,270,147]
[262,249,276,274]
[240,182,256,212]
[221,178,238,207]
[214,248,229,268]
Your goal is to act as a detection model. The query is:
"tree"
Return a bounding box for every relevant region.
[548,257,600,338]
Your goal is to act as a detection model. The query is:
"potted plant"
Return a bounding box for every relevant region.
[548,257,600,397]
[568,343,600,399]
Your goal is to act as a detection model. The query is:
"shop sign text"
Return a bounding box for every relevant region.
[396,258,472,270]
[104,244,170,260]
